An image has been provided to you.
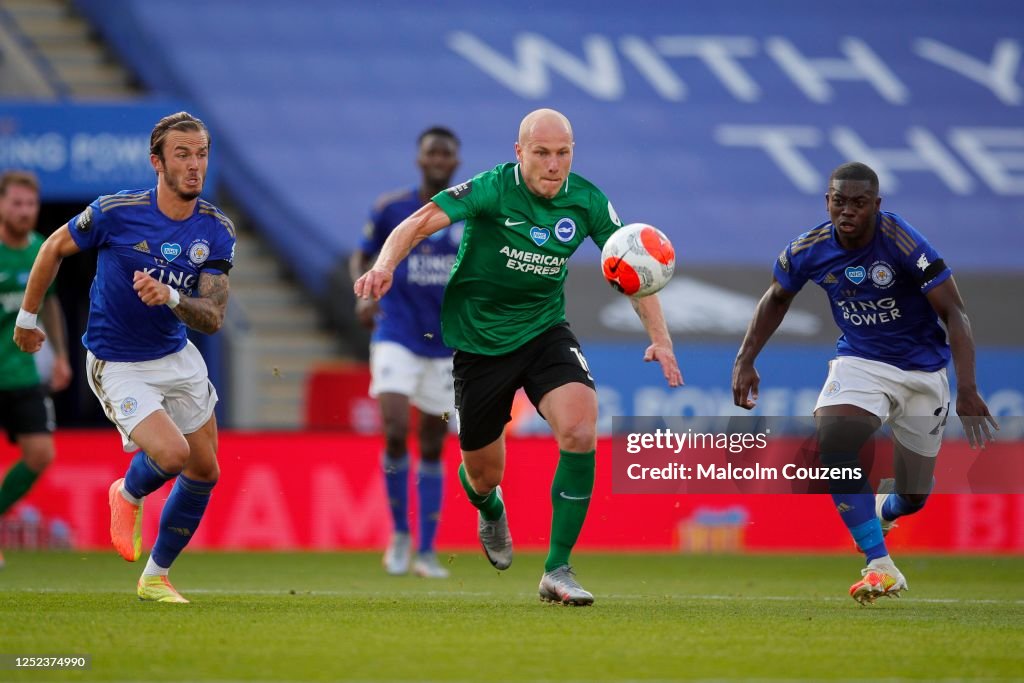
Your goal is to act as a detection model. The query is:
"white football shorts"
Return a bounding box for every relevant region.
[815,355,950,457]
[369,341,454,417]
[86,341,218,452]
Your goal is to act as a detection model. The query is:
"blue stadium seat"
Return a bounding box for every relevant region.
[75,0,1024,297]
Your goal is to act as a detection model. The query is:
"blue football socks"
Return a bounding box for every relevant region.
[151,474,215,569]
[383,454,410,534]
[123,451,174,499]
[833,492,887,562]
[416,460,443,553]
[881,477,934,521]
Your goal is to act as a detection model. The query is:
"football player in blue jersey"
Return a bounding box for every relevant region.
[349,127,461,578]
[14,112,235,603]
[733,161,998,604]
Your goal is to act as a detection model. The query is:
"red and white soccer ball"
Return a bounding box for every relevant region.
[601,223,676,297]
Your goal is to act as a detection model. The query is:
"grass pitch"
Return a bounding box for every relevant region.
[1,551,1022,681]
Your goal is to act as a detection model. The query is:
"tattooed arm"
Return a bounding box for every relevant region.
[132,270,229,334]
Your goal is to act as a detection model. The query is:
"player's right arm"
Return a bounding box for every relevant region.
[732,278,797,409]
[14,225,81,354]
[354,201,451,301]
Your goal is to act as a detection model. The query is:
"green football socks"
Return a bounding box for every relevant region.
[0,460,40,516]
[458,462,504,521]
[545,449,596,572]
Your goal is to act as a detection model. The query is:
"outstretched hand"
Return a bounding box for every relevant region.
[644,343,683,387]
[354,267,394,301]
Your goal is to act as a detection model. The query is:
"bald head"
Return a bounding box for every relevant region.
[514,109,575,199]
[518,108,573,145]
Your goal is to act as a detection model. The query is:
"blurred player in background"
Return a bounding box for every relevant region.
[733,161,998,604]
[0,171,71,568]
[349,127,462,578]
[14,112,235,603]
[356,109,683,605]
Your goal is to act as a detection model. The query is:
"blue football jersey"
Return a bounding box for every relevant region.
[69,189,236,362]
[359,187,459,358]
[774,211,952,372]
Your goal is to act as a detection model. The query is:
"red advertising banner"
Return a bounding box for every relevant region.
[1,431,1022,553]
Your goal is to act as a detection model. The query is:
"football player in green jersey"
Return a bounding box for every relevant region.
[356,109,682,605]
[0,171,71,566]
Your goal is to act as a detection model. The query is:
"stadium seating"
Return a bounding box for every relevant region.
[75,0,1024,299]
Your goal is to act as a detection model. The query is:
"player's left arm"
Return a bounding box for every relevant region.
[39,295,71,392]
[133,270,229,335]
[925,277,999,447]
[630,295,683,387]
[586,190,681,387]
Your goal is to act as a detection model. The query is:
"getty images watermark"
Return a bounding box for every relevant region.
[611,416,1024,495]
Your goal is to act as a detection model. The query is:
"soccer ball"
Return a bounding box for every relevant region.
[601,223,675,297]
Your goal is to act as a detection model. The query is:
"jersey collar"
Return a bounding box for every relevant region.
[513,163,570,195]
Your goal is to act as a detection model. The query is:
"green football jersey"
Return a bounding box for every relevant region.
[432,163,622,355]
[0,232,45,389]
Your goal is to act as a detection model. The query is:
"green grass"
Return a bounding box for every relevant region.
[1,551,1022,681]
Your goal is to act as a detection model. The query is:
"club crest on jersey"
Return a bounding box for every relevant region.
[119,397,138,416]
[554,217,577,243]
[844,266,866,284]
[824,381,841,397]
[188,239,210,265]
[161,243,182,261]
[869,261,895,289]
[530,227,550,246]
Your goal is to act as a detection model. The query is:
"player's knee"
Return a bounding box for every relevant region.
[149,442,189,475]
[817,417,876,455]
[475,470,502,492]
[382,419,409,455]
[22,444,55,473]
[419,431,446,462]
[419,443,443,462]
[384,435,408,458]
[555,421,596,453]
[463,462,501,493]
[186,461,219,483]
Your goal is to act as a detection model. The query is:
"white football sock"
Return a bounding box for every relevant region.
[143,555,169,577]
